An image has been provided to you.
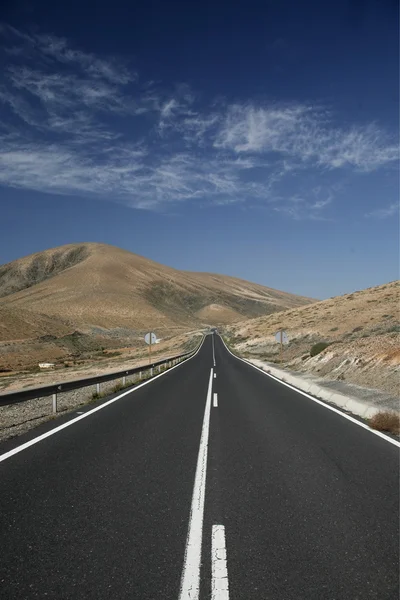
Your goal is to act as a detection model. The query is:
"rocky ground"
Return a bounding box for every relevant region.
[223,280,399,398]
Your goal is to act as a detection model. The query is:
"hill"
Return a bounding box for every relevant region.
[0,243,314,370]
[224,280,400,397]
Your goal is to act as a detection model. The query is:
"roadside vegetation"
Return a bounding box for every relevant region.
[310,342,330,357]
[368,412,400,435]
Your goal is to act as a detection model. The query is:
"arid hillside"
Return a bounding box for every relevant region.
[224,280,399,397]
[0,242,314,372]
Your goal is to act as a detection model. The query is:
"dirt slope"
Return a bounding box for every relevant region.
[0,243,314,371]
[224,280,400,397]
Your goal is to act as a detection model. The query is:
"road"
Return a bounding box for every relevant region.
[0,334,398,599]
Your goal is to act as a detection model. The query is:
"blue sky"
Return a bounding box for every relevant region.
[0,0,398,299]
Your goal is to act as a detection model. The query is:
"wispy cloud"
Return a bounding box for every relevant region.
[273,192,335,220]
[0,24,397,216]
[215,104,398,171]
[0,24,136,84]
[365,202,399,219]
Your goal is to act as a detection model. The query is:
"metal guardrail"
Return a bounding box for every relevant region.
[0,338,203,412]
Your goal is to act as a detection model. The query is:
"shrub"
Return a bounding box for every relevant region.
[352,326,364,333]
[310,342,330,357]
[329,327,339,332]
[369,412,400,435]
[387,325,400,333]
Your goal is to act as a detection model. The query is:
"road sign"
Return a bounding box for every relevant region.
[275,330,289,364]
[144,332,157,345]
[275,331,289,344]
[145,332,157,365]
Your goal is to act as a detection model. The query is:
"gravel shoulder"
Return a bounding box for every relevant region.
[0,333,202,443]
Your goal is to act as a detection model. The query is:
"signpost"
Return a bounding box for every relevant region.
[275,330,289,364]
[144,332,157,365]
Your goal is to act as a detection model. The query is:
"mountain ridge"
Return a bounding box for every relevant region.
[0,243,316,374]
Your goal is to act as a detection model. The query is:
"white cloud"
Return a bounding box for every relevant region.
[160,99,178,119]
[309,197,332,210]
[0,24,136,84]
[365,202,399,219]
[215,104,308,153]
[180,114,220,143]
[272,190,335,220]
[216,104,398,172]
[0,25,397,217]
[157,90,197,134]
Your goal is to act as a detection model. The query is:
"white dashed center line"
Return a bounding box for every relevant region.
[212,525,230,599]
[212,334,216,367]
[213,393,218,408]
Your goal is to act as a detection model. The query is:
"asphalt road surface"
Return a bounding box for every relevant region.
[0,334,398,599]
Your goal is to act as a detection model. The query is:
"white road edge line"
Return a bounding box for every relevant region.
[213,393,218,408]
[219,335,400,449]
[0,337,206,464]
[179,368,214,600]
[212,525,230,600]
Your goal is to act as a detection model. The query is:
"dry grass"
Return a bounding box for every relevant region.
[225,279,400,397]
[368,411,400,435]
[229,280,399,345]
[0,330,200,393]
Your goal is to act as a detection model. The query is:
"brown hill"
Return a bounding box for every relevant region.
[0,243,314,371]
[224,280,400,397]
[0,243,314,337]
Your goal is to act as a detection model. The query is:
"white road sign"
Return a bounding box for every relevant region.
[144,332,157,345]
[275,330,289,344]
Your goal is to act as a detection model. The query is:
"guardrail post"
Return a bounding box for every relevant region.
[123,376,126,386]
[150,367,153,376]
[52,393,57,414]
[96,383,100,395]
[139,371,142,380]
